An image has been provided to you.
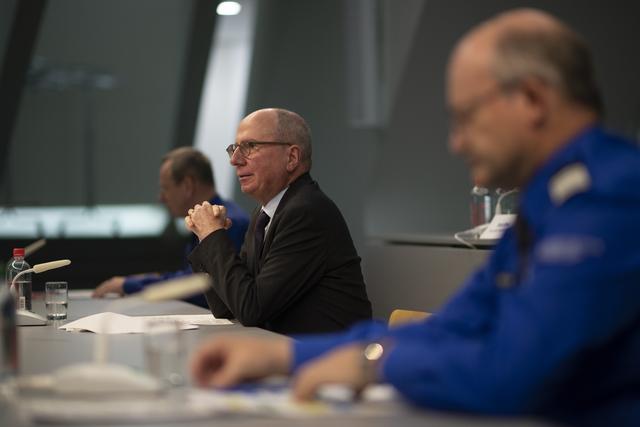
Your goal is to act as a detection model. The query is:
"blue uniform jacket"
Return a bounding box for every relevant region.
[292,126,640,426]
[122,195,250,308]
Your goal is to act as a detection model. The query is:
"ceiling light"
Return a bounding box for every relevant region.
[217,1,242,16]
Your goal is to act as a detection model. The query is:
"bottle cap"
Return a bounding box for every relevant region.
[12,248,25,257]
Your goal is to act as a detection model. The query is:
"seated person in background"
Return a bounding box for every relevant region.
[185,108,372,334]
[188,9,640,426]
[93,147,249,308]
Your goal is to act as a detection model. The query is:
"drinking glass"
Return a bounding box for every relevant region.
[143,319,185,387]
[45,281,68,320]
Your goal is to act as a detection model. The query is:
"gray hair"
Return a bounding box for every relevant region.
[162,147,215,188]
[492,26,603,117]
[275,109,313,168]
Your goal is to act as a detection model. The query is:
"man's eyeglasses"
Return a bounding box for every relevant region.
[449,83,518,133]
[225,141,292,159]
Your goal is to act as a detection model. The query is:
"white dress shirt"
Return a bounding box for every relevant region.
[260,187,288,239]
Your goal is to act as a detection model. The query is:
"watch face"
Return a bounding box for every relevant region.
[364,342,384,361]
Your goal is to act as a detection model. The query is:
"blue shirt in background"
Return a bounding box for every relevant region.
[122,195,250,308]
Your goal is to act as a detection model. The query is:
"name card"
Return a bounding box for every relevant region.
[480,214,516,240]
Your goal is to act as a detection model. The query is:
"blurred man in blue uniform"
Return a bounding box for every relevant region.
[92,147,249,308]
[188,9,640,425]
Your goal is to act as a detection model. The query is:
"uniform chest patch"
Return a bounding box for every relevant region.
[549,163,591,205]
[536,235,605,264]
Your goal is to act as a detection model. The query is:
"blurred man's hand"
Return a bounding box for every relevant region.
[92,276,126,298]
[190,335,291,388]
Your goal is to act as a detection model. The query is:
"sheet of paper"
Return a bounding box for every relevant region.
[59,312,230,334]
[137,314,233,326]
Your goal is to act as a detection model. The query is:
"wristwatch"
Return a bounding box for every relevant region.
[362,342,385,383]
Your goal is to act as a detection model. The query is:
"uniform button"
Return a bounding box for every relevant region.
[495,272,514,289]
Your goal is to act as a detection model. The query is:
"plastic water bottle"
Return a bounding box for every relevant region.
[4,255,13,286]
[0,282,17,380]
[6,248,32,311]
[470,185,493,227]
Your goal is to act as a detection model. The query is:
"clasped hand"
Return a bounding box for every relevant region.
[185,201,233,241]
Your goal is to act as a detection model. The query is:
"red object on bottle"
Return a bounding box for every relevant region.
[470,186,492,227]
[12,248,25,258]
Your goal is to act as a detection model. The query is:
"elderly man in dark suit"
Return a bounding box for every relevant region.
[185,108,371,334]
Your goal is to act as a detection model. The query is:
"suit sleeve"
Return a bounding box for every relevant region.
[189,203,329,326]
[195,229,250,319]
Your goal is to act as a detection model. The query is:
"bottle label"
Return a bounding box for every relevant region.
[18,296,26,311]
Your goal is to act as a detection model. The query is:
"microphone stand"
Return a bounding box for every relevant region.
[11,260,71,326]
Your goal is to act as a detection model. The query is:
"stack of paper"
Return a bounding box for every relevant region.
[59,312,232,334]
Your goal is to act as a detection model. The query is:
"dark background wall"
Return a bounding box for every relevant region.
[237,0,382,250]
[236,0,640,251]
[1,0,639,286]
[4,0,192,206]
[369,0,640,237]
[0,0,16,58]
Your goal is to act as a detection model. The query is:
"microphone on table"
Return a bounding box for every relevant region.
[40,273,212,397]
[137,273,212,302]
[94,273,212,362]
[10,259,71,292]
[24,238,46,258]
[12,259,71,327]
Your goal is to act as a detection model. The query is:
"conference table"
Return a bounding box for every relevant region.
[0,293,556,427]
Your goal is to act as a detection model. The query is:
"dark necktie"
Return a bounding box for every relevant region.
[254,210,271,260]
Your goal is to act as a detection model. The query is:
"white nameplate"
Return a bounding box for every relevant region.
[479,214,516,240]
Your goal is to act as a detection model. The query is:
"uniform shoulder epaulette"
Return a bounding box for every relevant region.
[548,162,591,206]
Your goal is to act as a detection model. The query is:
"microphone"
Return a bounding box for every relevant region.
[95,273,211,363]
[34,259,71,273]
[138,273,211,302]
[11,259,71,293]
[13,259,71,326]
[16,274,213,396]
[44,273,212,397]
[24,238,46,257]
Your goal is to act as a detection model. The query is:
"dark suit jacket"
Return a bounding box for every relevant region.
[188,173,372,334]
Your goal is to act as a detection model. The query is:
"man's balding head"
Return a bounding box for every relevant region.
[447,9,601,188]
[240,108,313,169]
[274,109,313,168]
[452,8,602,117]
[231,108,312,205]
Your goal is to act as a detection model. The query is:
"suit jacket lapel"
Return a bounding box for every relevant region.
[254,173,314,271]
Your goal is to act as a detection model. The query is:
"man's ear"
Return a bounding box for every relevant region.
[518,77,551,129]
[286,145,301,172]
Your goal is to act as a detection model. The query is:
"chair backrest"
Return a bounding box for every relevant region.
[388,309,430,327]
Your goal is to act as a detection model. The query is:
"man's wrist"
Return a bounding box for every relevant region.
[269,338,293,375]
